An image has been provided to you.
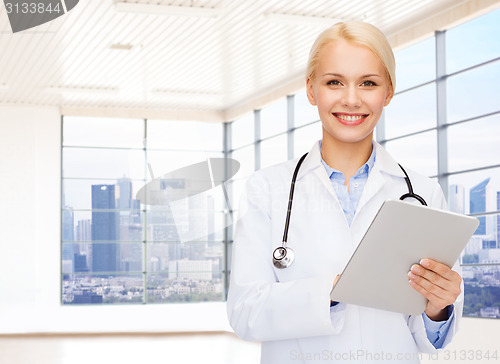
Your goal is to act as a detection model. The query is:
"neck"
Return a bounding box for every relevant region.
[320,133,374,184]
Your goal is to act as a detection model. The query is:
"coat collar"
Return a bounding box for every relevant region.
[372,141,407,179]
[296,140,406,181]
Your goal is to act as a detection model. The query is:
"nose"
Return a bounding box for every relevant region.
[341,86,362,109]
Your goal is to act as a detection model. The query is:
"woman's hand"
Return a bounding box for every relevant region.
[408,258,461,321]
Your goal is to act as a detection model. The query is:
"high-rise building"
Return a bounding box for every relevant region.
[168,259,212,281]
[117,176,132,210]
[497,191,500,248]
[62,207,75,273]
[470,178,491,235]
[449,184,465,214]
[91,184,119,273]
[76,219,92,241]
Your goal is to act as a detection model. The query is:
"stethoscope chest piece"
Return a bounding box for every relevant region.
[273,246,295,269]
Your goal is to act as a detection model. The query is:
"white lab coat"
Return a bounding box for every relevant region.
[227,141,463,364]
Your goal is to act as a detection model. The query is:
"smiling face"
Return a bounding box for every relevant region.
[307,39,393,147]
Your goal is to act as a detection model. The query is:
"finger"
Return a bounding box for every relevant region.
[408,270,460,307]
[333,274,340,286]
[408,279,449,307]
[420,259,457,281]
[408,271,449,299]
[410,264,449,291]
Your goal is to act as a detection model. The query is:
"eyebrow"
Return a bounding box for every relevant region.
[322,73,382,78]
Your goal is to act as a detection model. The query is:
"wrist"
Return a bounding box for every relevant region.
[425,305,451,321]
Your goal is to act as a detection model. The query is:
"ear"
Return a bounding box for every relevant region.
[306,78,317,106]
[384,84,394,107]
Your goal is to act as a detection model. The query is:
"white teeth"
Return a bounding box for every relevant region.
[335,114,365,121]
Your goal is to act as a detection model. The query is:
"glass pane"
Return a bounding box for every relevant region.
[62,243,143,273]
[146,207,226,242]
[232,113,254,149]
[446,9,500,74]
[384,130,437,177]
[227,242,233,273]
[62,178,144,210]
[147,120,222,151]
[293,122,321,158]
[394,36,435,91]
[384,83,436,139]
[68,210,92,241]
[63,148,145,180]
[227,178,247,212]
[448,114,500,173]
[448,167,500,216]
[462,265,500,318]
[260,98,287,139]
[63,209,144,243]
[63,117,144,148]
[146,150,222,180]
[146,242,223,272]
[461,212,499,258]
[447,60,500,124]
[146,273,223,303]
[62,274,144,304]
[260,133,288,169]
[232,145,254,179]
[294,90,319,127]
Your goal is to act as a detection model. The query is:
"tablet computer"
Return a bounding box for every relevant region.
[330,199,479,315]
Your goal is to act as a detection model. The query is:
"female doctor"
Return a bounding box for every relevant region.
[227,21,463,363]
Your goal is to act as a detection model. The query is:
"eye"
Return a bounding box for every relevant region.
[327,79,342,86]
[361,80,377,87]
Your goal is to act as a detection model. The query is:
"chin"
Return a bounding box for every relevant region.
[323,126,375,145]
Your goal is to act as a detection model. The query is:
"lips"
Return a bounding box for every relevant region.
[333,113,369,126]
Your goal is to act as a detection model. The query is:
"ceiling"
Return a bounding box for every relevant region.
[0,0,498,122]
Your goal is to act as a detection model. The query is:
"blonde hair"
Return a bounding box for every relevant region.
[306,21,396,91]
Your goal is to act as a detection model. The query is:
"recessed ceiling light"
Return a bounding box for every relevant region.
[45,86,119,96]
[109,43,134,51]
[114,1,220,18]
[263,13,342,26]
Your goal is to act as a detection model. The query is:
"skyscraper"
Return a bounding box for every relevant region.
[497,191,500,248]
[117,176,132,210]
[470,178,490,235]
[62,207,75,274]
[91,184,119,273]
[449,184,465,214]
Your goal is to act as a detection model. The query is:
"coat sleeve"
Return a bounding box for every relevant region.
[406,181,464,353]
[226,172,345,342]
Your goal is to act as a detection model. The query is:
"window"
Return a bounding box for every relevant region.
[384,83,436,139]
[386,9,500,318]
[62,117,225,304]
[260,98,287,139]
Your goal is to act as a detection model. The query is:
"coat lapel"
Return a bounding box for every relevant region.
[354,142,407,218]
[297,140,340,204]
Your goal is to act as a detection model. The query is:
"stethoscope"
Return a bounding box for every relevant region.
[272,152,428,269]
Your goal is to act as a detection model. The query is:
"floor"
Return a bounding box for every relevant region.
[0,332,261,364]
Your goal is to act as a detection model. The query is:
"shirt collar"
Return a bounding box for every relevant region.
[320,141,376,179]
[296,140,406,181]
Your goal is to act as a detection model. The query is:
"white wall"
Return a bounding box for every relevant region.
[0,104,230,334]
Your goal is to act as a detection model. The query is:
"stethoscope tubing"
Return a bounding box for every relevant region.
[274,153,428,269]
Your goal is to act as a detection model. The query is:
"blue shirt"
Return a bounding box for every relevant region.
[320,143,453,349]
[320,146,376,226]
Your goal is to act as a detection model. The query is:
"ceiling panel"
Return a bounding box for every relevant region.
[0,0,496,120]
